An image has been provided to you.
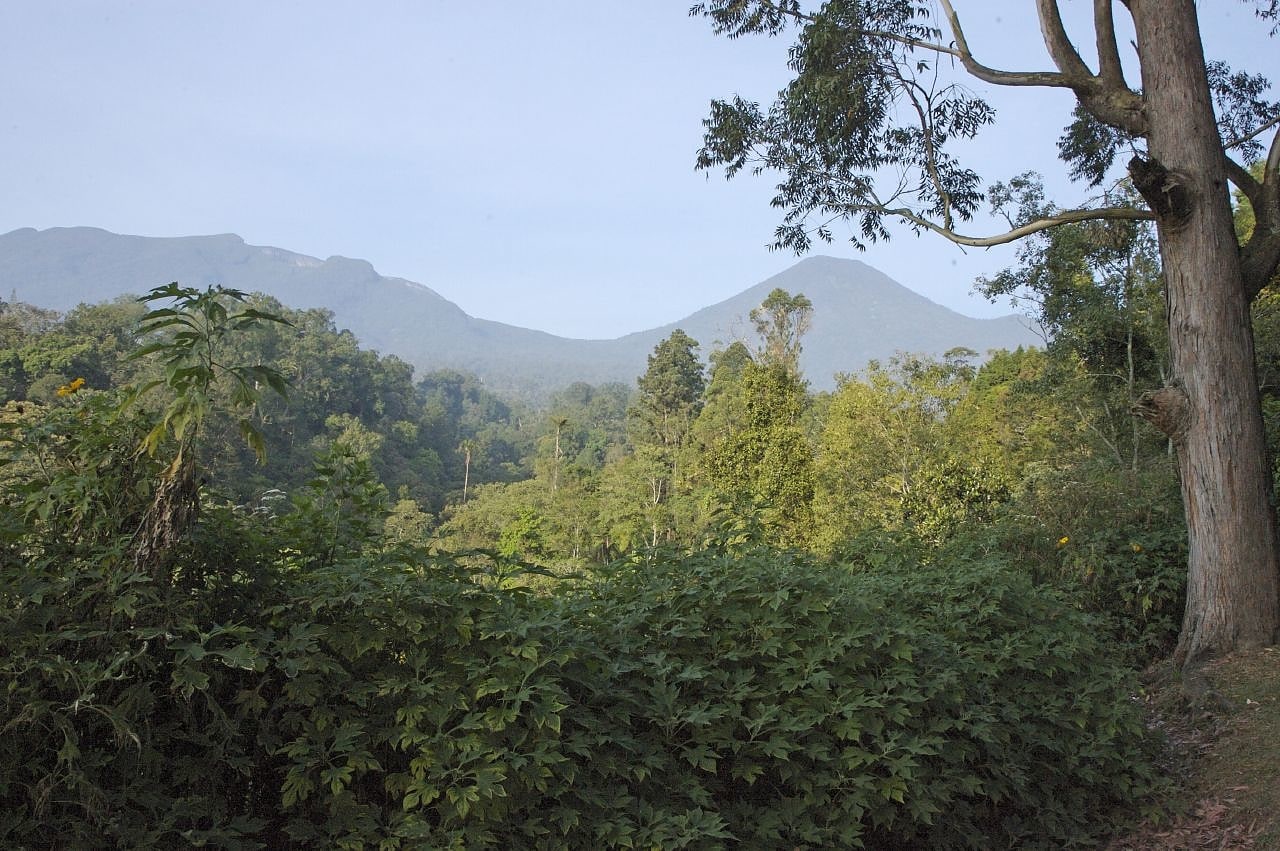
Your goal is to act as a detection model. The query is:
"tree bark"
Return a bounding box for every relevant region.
[1128,0,1280,668]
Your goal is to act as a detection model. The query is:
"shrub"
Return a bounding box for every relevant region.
[2,386,1160,848]
[969,461,1187,659]
[545,550,1159,849]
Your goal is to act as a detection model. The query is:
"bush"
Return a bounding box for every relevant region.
[2,538,1161,849]
[547,550,1159,849]
[2,387,1160,848]
[0,395,283,847]
[969,461,1187,659]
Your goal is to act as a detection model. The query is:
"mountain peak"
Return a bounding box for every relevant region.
[0,227,1037,401]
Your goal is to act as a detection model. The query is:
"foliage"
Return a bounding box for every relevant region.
[699,361,815,548]
[631,329,705,450]
[1,310,1167,847]
[693,0,994,253]
[814,354,975,548]
[1,476,1163,849]
[955,460,1188,660]
[0,293,532,515]
[555,549,1160,849]
[127,283,292,466]
[0,385,278,847]
[691,0,1280,668]
[749,288,813,375]
[977,182,1168,468]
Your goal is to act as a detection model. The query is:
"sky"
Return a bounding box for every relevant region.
[2,2,1277,340]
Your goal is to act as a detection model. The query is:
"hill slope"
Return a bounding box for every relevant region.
[1,227,1037,398]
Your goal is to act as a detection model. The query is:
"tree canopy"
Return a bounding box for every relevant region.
[692,0,1280,667]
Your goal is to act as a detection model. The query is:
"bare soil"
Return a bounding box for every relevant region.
[1107,647,1280,849]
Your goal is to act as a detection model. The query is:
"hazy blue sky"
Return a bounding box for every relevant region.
[2,2,1276,339]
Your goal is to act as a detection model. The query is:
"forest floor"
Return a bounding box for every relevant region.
[1107,646,1280,849]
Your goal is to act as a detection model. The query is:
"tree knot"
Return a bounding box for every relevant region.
[1128,155,1192,228]
[1133,382,1192,441]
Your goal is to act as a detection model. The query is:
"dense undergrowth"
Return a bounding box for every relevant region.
[1,407,1162,848]
[1,530,1162,847]
[0,289,1170,848]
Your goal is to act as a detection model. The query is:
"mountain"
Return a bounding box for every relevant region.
[0,227,1037,399]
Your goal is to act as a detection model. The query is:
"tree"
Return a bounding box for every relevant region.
[977,184,1168,470]
[459,438,478,503]
[694,0,1280,667]
[126,284,290,574]
[749,287,813,376]
[814,354,976,549]
[702,360,815,547]
[627,331,707,544]
[633,329,706,450]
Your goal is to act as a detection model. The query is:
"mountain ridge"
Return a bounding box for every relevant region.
[1,227,1038,400]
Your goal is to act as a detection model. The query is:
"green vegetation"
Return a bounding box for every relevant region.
[692,0,1280,669]
[0,279,1194,847]
[5,4,1277,841]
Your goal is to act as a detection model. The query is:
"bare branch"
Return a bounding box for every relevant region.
[881,204,1155,247]
[1094,0,1126,85]
[1267,122,1280,182]
[937,0,1079,88]
[1037,0,1095,80]
[1033,0,1148,135]
[1226,157,1263,208]
[1225,114,1280,152]
[860,29,965,59]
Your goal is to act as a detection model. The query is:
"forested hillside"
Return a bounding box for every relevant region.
[0,197,1261,841]
[0,227,1037,399]
[2,280,1174,847]
[5,168,1280,843]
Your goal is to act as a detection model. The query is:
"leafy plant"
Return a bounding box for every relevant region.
[123,284,290,574]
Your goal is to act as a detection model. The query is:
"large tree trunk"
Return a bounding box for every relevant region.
[1129,0,1280,668]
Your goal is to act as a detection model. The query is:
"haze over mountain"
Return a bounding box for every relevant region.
[1,227,1037,399]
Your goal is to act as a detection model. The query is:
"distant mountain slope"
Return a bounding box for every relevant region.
[1,227,1037,399]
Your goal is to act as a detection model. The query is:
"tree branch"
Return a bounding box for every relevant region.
[937,0,1079,88]
[1226,157,1263,209]
[1033,0,1149,135]
[1037,0,1095,80]
[1094,0,1126,85]
[880,204,1155,248]
[888,66,955,230]
[1225,114,1280,153]
[1267,122,1280,185]
[859,29,964,59]
[1240,128,1280,299]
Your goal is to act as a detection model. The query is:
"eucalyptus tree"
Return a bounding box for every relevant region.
[749,288,814,376]
[693,0,1280,667]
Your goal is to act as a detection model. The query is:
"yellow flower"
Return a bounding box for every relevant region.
[1131,543,1143,553]
[1057,536,1070,547]
[55,377,87,397]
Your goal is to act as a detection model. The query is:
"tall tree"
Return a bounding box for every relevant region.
[633,329,706,450]
[703,360,816,547]
[749,288,814,376]
[629,330,707,544]
[693,0,1280,667]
